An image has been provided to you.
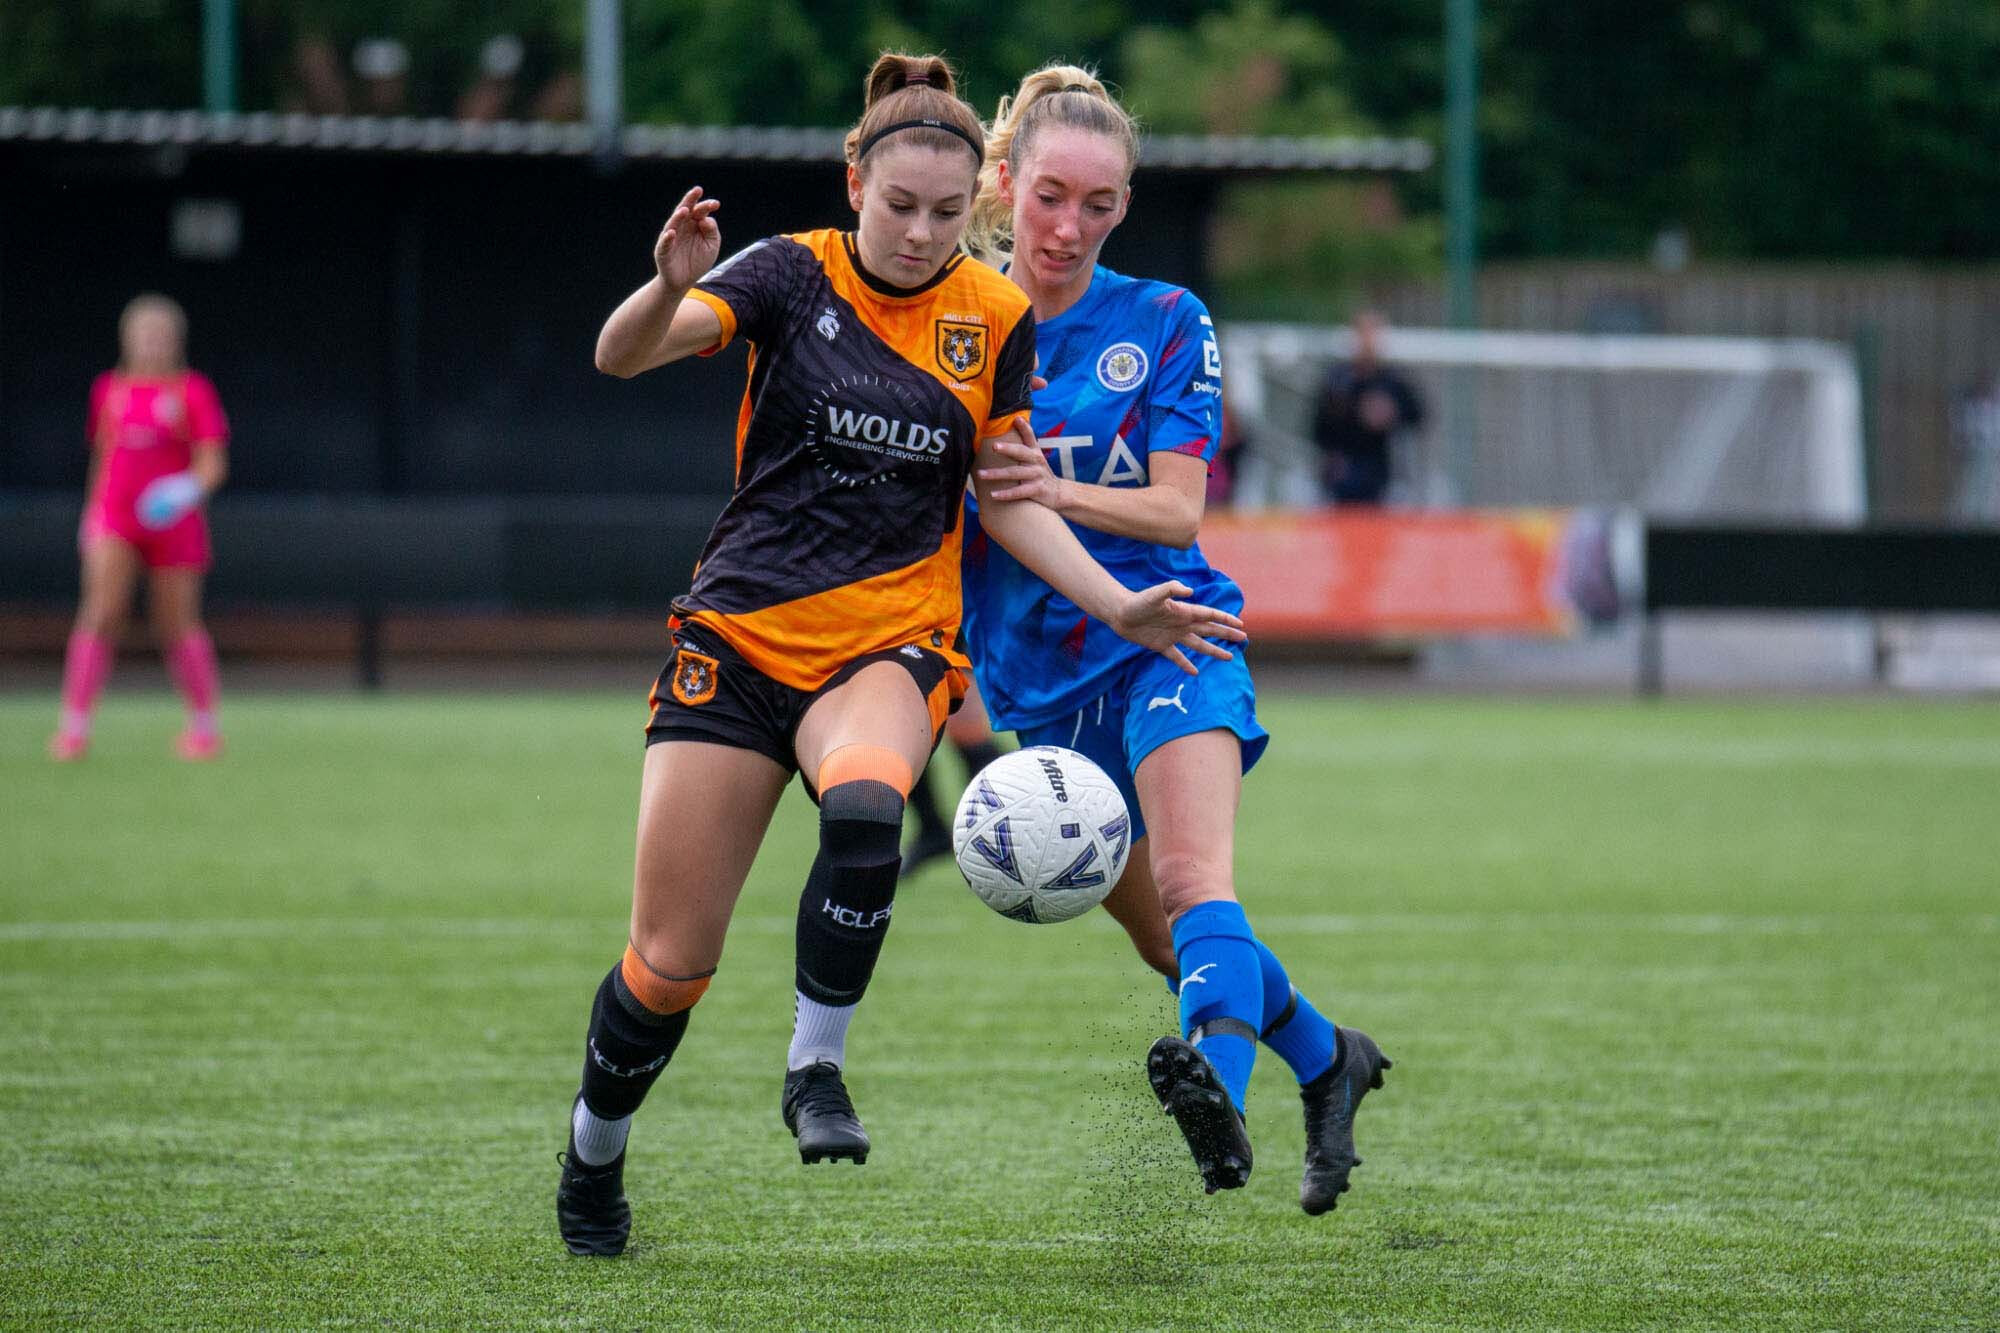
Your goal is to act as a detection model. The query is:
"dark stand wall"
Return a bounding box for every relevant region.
[1,140,1212,501]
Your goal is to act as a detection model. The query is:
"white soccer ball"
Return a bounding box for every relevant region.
[952,746,1132,924]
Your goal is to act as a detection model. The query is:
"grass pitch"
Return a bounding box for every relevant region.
[2,688,1996,1329]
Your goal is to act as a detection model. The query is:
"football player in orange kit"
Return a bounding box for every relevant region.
[554,51,1246,1257]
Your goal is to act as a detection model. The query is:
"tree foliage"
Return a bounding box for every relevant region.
[1120,0,1363,136]
[1,0,203,108]
[1118,0,1434,316]
[3,0,1996,261]
[614,1,1209,127]
[1332,0,2000,261]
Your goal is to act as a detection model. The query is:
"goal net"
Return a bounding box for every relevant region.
[1219,323,1866,521]
[1219,323,1885,688]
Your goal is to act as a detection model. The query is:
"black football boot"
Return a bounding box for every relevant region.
[1298,1026,1391,1215]
[782,1061,872,1164]
[1146,1032,1255,1194]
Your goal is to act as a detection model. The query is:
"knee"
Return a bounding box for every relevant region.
[1152,852,1234,925]
[617,941,713,1017]
[76,596,126,637]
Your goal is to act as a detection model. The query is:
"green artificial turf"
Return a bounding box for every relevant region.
[2,690,1996,1329]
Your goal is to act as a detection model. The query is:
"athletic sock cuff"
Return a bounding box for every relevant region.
[612,952,712,1024]
[1171,899,1254,951]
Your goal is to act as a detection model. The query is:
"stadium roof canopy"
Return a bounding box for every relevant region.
[0,106,1432,174]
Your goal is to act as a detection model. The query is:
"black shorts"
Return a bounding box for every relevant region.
[645,620,960,782]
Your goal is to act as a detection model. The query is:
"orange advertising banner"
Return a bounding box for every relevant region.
[1198,509,1578,638]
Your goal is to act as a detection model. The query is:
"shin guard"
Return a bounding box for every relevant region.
[794,751,908,1007]
[1172,900,1264,1113]
[577,952,702,1120]
[1251,937,1338,1084]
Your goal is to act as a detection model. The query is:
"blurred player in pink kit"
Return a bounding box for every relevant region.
[49,295,230,761]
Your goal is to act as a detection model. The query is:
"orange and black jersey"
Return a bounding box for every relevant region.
[676,229,1036,691]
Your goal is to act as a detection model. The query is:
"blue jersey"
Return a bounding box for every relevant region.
[963,266,1240,729]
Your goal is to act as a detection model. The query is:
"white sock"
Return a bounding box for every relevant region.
[570,1098,632,1166]
[788,992,855,1070]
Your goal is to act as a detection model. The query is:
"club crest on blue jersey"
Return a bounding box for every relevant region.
[1095,342,1148,392]
[935,320,987,382]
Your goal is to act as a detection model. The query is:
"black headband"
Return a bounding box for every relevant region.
[857,117,985,164]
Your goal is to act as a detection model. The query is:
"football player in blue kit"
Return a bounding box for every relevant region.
[558,53,1247,1258]
[961,65,1391,1211]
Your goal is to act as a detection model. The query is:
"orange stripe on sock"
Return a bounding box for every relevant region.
[620,944,712,1015]
[817,743,914,797]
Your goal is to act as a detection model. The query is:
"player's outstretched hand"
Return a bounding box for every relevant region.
[135,472,203,530]
[653,186,722,291]
[1113,581,1247,675]
[976,418,1064,507]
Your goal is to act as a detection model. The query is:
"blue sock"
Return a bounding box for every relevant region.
[1171,901,1262,1113]
[1251,937,1339,1084]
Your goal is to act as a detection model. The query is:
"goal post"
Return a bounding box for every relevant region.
[1219,323,1867,521]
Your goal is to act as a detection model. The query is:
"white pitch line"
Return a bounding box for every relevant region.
[1255,912,2000,936]
[0,912,1993,945]
[1283,735,2000,769]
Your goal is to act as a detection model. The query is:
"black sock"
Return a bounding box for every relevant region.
[957,738,1001,777]
[578,964,689,1120]
[907,764,949,841]
[795,779,904,1004]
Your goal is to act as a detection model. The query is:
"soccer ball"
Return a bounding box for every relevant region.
[952,746,1132,924]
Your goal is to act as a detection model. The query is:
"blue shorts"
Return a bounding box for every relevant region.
[1015,648,1268,844]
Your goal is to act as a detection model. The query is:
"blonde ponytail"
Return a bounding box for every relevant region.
[966,64,1139,265]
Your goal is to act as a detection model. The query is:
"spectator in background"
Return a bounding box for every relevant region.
[50,296,230,762]
[457,35,525,122]
[283,35,350,115]
[529,69,584,123]
[352,38,411,117]
[1311,309,1423,505]
[1952,369,2000,520]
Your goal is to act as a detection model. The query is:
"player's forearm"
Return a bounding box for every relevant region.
[190,443,226,496]
[976,488,1130,625]
[1052,478,1201,549]
[595,276,691,377]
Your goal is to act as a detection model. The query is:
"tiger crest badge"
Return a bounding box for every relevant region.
[671,648,719,706]
[935,320,987,383]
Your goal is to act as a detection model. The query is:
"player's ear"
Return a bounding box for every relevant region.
[996,159,1016,208]
[846,163,866,214]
